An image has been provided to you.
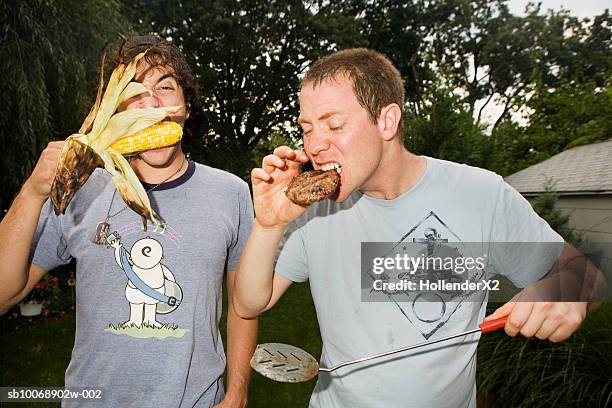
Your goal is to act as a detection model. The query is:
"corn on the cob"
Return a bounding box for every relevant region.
[51,51,184,230]
[110,121,183,155]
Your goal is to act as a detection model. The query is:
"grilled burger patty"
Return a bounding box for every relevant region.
[285,169,340,206]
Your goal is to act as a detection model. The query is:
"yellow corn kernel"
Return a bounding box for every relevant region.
[110,121,183,154]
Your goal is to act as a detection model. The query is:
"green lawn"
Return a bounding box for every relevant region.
[1,311,76,408]
[2,284,611,407]
[230,283,321,407]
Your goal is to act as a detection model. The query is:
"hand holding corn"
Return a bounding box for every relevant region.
[50,52,183,230]
[22,141,64,202]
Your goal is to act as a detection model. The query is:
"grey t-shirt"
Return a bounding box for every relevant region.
[31,161,253,407]
[276,157,563,408]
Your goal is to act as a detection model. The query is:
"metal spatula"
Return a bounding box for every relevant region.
[251,317,507,383]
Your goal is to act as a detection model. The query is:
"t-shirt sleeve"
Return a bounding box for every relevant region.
[30,200,72,271]
[274,217,309,283]
[489,180,564,287]
[227,181,254,271]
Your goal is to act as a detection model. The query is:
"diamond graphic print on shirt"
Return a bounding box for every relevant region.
[365,211,486,339]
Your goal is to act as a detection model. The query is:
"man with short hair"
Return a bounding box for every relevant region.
[233,48,592,407]
[0,36,256,407]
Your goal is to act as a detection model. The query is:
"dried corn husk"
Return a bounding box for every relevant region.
[50,51,182,229]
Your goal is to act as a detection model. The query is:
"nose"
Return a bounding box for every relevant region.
[306,128,330,156]
[136,89,160,109]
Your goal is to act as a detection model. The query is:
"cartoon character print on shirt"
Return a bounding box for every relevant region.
[368,211,487,339]
[103,223,188,339]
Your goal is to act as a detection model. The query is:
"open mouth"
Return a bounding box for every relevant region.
[320,162,342,201]
[318,162,342,174]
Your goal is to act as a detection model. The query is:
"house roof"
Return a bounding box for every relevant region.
[505,138,612,196]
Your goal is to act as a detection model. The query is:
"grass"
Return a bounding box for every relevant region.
[239,283,321,407]
[0,312,75,408]
[104,322,189,339]
[2,285,611,407]
[478,303,612,408]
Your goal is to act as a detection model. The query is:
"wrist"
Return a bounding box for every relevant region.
[18,182,48,205]
[222,388,248,408]
[226,371,251,396]
[253,219,287,236]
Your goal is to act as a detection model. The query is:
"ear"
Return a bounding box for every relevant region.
[377,103,402,141]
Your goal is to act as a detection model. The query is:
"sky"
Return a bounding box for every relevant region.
[475,1,609,128]
[507,0,610,19]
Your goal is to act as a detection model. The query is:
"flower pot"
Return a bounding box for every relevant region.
[19,302,43,317]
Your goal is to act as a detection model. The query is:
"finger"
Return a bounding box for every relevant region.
[546,305,584,342]
[518,303,549,337]
[273,145,296,159]
[43,151,62,164]
[40,149,62,170]
[534,316,561,340]
[262,154,287,173]
[293,150,310,163]
[251,168,271,183]
[548,308,583,341]
[485,301,515,321]
[285,158,303,171]
[42,143,64,160]
[506,302,534,337]
[548,325,573,343]
[484,288,525,321]
[285,150,310,171]
[47,141,65,149]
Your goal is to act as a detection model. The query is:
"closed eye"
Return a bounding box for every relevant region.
[328,118,346,132]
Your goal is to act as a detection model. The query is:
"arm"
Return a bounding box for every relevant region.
[232,223,294,318]
[486,242,606,342]
[215,270,259,408]
[0,264,48,315]
[233,146,308,318]
[106,232,124,267]
[0,141,63,304]
[161,265,176,282]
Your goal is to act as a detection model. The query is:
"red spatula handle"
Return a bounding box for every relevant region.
[479,317,508,333]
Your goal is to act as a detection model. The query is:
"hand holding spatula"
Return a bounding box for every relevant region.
[251,316,508,383]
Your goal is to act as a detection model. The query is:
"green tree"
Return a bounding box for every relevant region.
[344,1,556,167]
[532,183,582,253]
[341,0,435,113]
[124,0,364,178]
[0,0,130,210]
[490,10,611,175]
[117,0,609,177]
[404,83,493,168]
[332,1,496,166]
[426,1,553,129]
